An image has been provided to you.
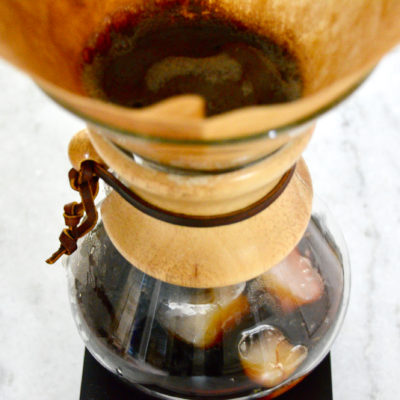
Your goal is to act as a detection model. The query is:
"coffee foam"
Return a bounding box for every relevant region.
[145,53,243,92]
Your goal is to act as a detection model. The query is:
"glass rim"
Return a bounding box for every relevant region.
[40,71,371,146]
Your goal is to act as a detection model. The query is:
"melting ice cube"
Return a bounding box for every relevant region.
[239,324,307,387]
[158,283,249,348]
[260,249,324,313]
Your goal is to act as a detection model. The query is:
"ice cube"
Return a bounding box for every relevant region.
[158,283,249,348]
[239,325,307,387]
[260,249,324,313]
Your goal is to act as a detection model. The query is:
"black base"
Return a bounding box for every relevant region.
[80,349,333,400]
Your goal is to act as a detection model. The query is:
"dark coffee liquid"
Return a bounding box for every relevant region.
[75,221,331,397]
[82,10,302,116]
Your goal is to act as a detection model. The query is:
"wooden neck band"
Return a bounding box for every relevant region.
[46,160,296,264]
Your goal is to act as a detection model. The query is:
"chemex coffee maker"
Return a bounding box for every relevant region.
[1,1,399,399]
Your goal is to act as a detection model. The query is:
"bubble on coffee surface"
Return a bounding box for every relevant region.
[81,6,303,116]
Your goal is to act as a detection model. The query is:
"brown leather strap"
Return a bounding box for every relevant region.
[47,160,295,263]
[46,162,99,264]
[93,162,295,227]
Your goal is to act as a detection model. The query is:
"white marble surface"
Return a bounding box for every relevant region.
[0,46,399,400]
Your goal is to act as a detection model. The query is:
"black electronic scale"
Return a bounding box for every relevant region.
[80,349,333,400]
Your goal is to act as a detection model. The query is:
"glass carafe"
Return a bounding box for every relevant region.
[66,195,349,399]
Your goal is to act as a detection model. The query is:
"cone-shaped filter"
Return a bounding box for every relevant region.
[0,0,399,139]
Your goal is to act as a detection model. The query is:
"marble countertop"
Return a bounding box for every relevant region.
[0,46,399,400]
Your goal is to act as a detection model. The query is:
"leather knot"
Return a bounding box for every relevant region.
[59,229,78,255]
[63,202,84,228]
[46,161,100,264]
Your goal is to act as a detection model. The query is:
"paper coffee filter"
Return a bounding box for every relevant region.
[0,0,399,140]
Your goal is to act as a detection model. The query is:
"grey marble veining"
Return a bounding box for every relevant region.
[305,45,400,400]
[0,45,399,400]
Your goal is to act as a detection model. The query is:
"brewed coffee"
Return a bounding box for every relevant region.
[69,217,343,398]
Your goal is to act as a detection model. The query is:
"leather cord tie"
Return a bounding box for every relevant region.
[46,161,99,264]
[47,160,295,264]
